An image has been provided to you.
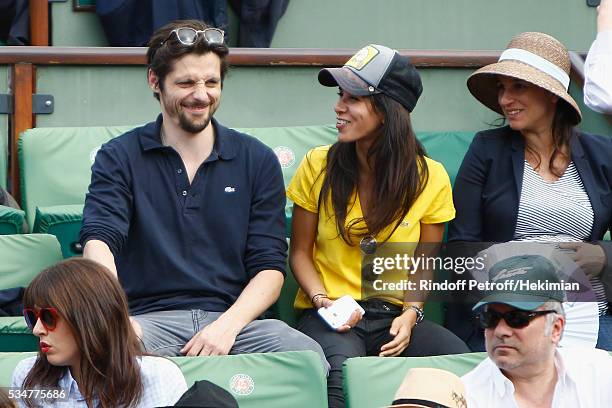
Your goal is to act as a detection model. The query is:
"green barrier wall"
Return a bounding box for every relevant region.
[51,0,598,51]
[272,0,597,50]
[51,0,107,47]
[34,65,611,136]
[0,65,7,188]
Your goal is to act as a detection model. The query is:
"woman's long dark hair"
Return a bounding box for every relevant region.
[318,93,428,245]
[525,100,575,178]
[22,259,143,408]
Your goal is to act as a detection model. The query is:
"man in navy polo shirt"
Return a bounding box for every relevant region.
[80,19,328,368]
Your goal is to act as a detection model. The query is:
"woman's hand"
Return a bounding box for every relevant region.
[559,242,606,278]
[335,309,363,333]
[379,309,417,357]
[314,296,363,333]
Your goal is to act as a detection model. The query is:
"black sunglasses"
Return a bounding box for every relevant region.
[477,307,556,329]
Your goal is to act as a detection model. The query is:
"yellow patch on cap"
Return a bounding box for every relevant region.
[345,45,379,70]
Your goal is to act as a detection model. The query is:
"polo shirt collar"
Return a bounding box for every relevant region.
[139,114,238,160]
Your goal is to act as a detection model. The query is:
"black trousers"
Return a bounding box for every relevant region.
[298,299,470,408]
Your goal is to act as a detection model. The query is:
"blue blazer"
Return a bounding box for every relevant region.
[448,125,612,298]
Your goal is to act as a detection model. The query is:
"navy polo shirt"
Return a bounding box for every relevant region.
[80,115,287,314]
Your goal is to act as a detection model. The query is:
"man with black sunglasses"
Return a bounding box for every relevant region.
[462,255,612,407]
[79,20,328,370]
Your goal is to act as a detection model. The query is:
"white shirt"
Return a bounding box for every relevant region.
[462,347,612,408]
[584,31,612,113]
[11,355,188,407]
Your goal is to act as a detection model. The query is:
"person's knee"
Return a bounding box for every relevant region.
[407,321,470,355]
[270,321,331,374]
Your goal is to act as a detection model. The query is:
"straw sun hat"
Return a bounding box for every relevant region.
[467,31,581,125]
[387,368,467,408]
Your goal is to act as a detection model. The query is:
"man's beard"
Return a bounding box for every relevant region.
[178,110,213,133]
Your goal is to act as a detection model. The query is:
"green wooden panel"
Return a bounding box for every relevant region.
[51,0,108,46]
[272,0,598,50]
[0,65,7,188]
[36,66,157,127]
[35,65,611,136]
[51,0,598,50]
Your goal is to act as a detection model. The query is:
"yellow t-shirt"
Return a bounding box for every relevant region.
[286,145,455,309]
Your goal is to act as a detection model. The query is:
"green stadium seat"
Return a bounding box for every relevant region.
[0,234,63,351]
[0,351,328,407]
[0,205,26,235]
[240,125,338,237]
[0,351,36,386]
[18,126,134,257]
[172,351,328,407]
[343,353,487,408]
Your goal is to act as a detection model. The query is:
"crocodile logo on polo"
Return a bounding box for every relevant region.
[229,373,255,396]
[273,146,296,169]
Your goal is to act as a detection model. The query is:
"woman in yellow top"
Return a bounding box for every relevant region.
[287,44,469,408]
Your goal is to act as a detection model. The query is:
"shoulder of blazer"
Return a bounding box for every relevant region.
[471,126,518,156]
[572,130,612,161]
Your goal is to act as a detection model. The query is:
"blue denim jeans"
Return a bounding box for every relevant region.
[596,313,612,351]
[132,309,330,373]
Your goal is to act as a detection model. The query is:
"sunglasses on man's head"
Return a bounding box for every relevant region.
[162,27,225,46]
[476,307,556,329]
[23,307,59,331]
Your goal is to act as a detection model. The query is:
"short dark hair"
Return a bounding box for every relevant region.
[146,19,230,100]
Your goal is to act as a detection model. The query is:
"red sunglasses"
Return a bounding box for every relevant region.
[23,307,60,331]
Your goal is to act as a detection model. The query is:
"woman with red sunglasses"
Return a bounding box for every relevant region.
[10,258,187,407]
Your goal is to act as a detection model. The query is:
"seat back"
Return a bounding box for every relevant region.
[0,234,63,351]
[18,126,135,229]
[0,206,25,235]
[0,351,328,408]
[171,351,328,407]
[343,353,487,408]
[0,234,63,288]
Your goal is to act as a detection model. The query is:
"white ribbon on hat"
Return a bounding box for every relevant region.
[499,48,570,90]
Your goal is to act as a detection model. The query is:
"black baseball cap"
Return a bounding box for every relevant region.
[318,44,423,112]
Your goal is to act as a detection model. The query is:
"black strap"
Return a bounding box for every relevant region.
[391,399,449,408]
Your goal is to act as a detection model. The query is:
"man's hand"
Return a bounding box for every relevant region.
[379,310,417,357]
[599,0,612,32]
[559,242,606,278]
[180,318,241,356]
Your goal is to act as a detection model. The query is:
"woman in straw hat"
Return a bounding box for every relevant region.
[448,32,612,351]
[287,44,469,408]
[11,258,187,407]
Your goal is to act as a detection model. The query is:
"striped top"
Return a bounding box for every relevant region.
[514,160,607,315]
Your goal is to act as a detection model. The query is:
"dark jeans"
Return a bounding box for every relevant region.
[298,300,470,408]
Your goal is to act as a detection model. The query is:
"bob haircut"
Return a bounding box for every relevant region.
[21,258,143,408]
